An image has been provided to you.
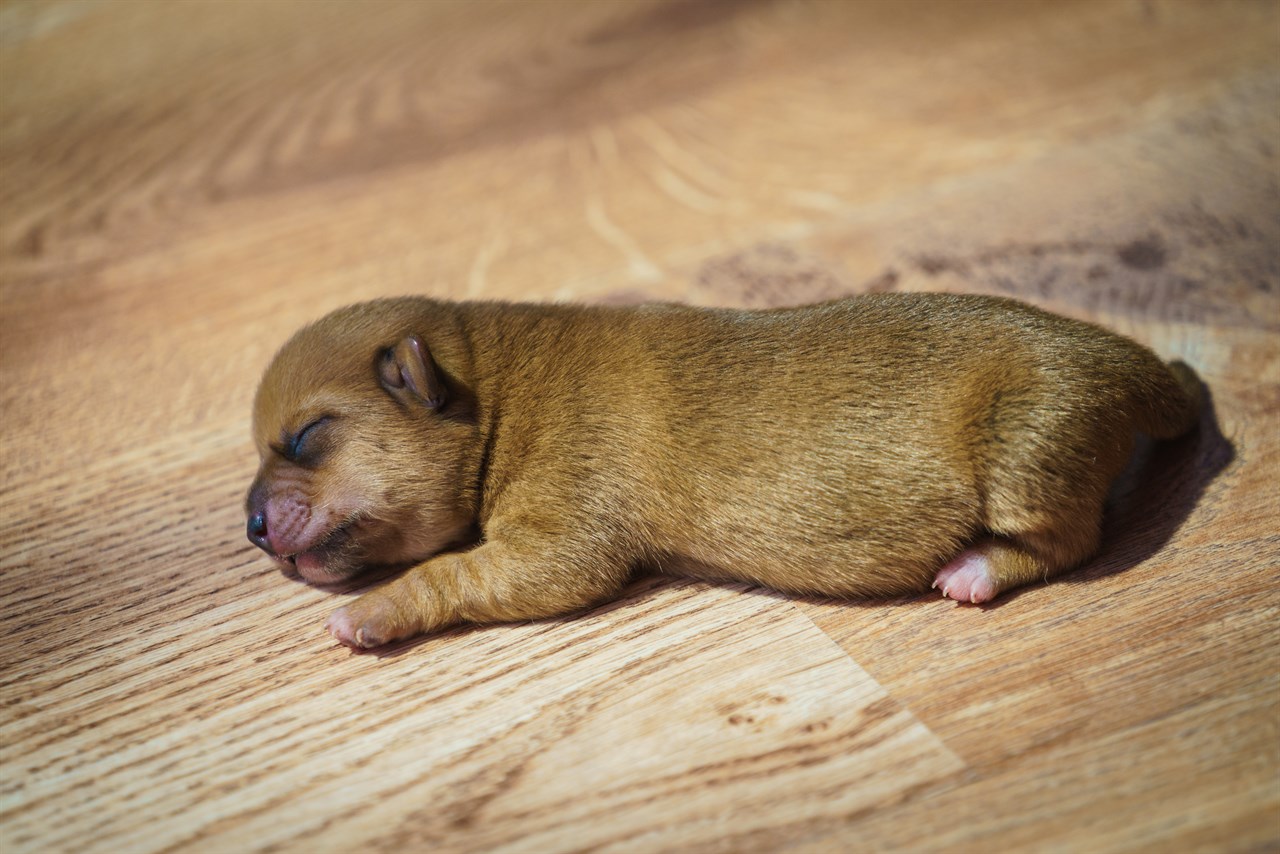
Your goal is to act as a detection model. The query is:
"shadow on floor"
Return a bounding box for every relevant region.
[1071,378,1234,585]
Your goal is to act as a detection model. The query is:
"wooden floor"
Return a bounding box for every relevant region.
[2,0,1278,850]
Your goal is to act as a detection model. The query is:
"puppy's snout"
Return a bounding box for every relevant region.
[246,478,275,554]
[247,509,272,553]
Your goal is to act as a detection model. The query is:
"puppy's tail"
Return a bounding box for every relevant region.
[1133,359,1203,440]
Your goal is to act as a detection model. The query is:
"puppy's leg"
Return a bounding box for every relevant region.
[934,377,1139,603]
[933,520,1100,604]
[935,456,1111,604]
[325,542,629,648]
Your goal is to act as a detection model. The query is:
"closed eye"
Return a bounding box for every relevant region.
[282,416,331,462]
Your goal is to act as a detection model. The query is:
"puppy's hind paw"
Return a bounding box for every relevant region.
[933,549,998,605]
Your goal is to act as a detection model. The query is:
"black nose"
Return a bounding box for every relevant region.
[247,511,270,551]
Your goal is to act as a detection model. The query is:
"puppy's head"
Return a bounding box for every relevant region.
[246,301,478,584]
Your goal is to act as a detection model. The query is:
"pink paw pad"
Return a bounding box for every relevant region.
[933,549,998,604]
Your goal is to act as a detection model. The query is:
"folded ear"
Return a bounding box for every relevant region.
[378,335,447,410]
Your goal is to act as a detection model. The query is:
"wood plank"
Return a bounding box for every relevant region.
[0,572,961,852]
[1,0,1277,850]
[767,678,1280,853]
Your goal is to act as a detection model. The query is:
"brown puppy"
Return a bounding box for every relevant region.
[246,294,1201,649]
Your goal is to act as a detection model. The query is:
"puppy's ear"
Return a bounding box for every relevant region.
[378,335,447,410]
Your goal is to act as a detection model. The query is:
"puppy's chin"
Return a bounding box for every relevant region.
[286,515,473,586]
[284,523,367,585]
[295,551,359,585]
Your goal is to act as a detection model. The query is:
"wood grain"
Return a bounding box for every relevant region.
[2,0,1277,851]
[1,576,962,852]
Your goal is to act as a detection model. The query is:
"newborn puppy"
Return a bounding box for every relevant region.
[245,294,1201,649]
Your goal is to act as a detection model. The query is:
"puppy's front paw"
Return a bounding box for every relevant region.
[325,594,406,649]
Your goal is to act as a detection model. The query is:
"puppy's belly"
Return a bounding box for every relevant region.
[657,492,978,598]
[648,429,981,597]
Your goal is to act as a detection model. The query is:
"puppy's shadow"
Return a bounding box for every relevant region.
[1067,379,1233,586]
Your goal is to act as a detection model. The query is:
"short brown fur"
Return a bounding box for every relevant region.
[246,294,1201,648]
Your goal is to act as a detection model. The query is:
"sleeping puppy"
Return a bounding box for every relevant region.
[245,294,1201,649]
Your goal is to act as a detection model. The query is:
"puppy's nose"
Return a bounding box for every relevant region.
[247,511,271,552]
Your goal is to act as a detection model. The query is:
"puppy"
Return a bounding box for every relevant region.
[246,294,1201,649]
